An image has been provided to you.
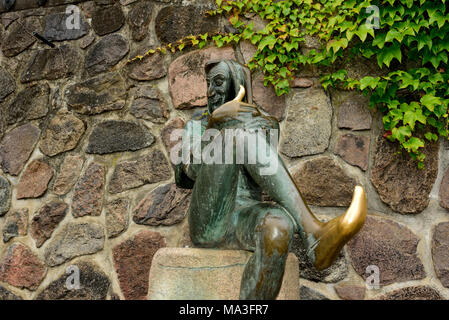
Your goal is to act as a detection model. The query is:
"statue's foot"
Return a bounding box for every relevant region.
[311,185,367,270]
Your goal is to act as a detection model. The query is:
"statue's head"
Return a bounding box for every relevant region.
[205,60,251,114]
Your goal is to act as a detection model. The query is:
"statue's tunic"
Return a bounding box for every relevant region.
[175,105,279,247]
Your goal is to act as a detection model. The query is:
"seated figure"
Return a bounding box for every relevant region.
[175,59,367,300]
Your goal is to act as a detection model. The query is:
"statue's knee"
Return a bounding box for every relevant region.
[257,212,293,256]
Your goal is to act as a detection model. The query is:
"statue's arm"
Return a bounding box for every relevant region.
[174,118,205,189]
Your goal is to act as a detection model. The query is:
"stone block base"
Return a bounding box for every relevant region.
[147,247,299,300]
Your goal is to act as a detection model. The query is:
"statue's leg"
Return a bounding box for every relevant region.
[244,133,366,270]
[234,203,294,300]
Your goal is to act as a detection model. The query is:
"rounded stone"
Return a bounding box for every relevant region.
[155,5,220,44]
[71,162,105,218]
[334,133,370,171]
[86,120,154,154]
[2,208,28,243]
[6,83,50,125]
[31,201,68,248]
[21,45,79,83]
[347,216,425,286]
[1,17,41,57]
[105,198,129,239]
[65,72,128,115]
[128,1,152,41]
[280,87,332,158]
[0,243,47,290]
[44,222,105,267]
[91,5,125,36]
[36,262,110,300]
[133,183,191,226]
[39,112,85,157]
[85,34,129,76]
[370,133,438,214]
[0,123,41,176]
[292,157,357,207]
[16,160,54,200]
[108,150,171,194]
[112,230,166,300]
[251,73,286,121]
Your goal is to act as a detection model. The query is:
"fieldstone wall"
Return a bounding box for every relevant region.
[0,0,448,300]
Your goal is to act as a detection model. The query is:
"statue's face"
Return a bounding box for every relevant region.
[206,62,232,113]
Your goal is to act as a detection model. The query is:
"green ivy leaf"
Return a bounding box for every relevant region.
[420,94,441,112]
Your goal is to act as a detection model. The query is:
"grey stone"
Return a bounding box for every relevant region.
[292,157,357,207]
[0,175,11,217]
[44,222,105,267]
[347,216,425,286]
[370,133,438,214]
[85,34,129,76]
[16,159,54,199]
[21,45,79,83]
[91,5,125,36]
[109,150,171,194]
[133,183,191,226]
[31,201,68,248]
[65,72,128,115]
[130,86,169,123]
[72,162,105,218]
[299,286,330,300]
[334,133,370,171]
[155,5,220,44]
[36,262,110,300]
[52,155,84,195]
[127,51,168,81]
[1,17,41,57]
[334,91,372,131]
[128,1,152,41]
[0,67,16,101]
[39,111,85,157]
[6,83,49,125]
[86,120,154,154]
[0,123,41,176]
[251,73,286,121]
[2,208,28,243]
[106,198,129,239]
[280,87,332,157]
[43,12,89,41]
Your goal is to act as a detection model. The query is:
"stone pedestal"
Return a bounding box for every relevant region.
[147,247,299,300]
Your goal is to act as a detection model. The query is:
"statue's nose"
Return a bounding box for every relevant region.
[207,84,215,97]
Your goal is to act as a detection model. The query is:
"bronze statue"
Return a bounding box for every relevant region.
[175,60,367,300]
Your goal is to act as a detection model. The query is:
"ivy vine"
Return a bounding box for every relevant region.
[129,0,449,168]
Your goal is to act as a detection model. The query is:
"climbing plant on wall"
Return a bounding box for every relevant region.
[130,0,449,168]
